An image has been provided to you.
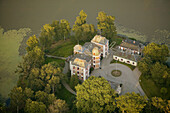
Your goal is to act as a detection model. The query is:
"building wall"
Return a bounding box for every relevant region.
[113,55,137,66]
[93,54,100,69]
[70,61,91,81]
[91,41,109,58]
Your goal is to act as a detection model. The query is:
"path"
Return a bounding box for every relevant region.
[46,54,77,95]
[62,61,77,95]
[46,54,66,60]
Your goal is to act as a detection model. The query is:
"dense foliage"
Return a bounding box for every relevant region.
[96,11,117,42]
[138,43,170,99]
[75,76,116,113]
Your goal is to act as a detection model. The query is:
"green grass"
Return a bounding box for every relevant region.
[0,27,31,98]
[48,39,75,57]
[110,59,135,70]
[111,36,123,47]
[56,84,75,105]
[44,57,65,68]
[140,75,170,99]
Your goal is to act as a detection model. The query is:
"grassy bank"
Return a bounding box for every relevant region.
[0,27,31,98]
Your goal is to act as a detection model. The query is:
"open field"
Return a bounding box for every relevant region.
[0,27,31,98]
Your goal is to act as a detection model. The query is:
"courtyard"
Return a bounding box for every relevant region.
[91,51,146,96]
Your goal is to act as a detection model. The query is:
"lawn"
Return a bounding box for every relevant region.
[140,75,170,99]
[44,57,65,68]
[110,59,136,70]
[56,84,76,107]
[111,36,123,47]
[0,27,31,98]
[48,39,75,57]
[48,39,86,57]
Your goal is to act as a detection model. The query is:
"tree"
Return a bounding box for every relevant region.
[60,19,71,40]
[48,75,60,94]
[115,92,147,113]
[50,20,62,41]
[75,76,116,113]
[96,11,117,42]
[35,91,56,106]
[25,99,46,113]
[69,74,79,90]
[26,35,39,52]
[39,24,55,50]
[9,87,25,113]
[138,57,152,78]
[72,10,88,42]
[143,43,169,63]
[24,87,34,99]
[30,78,45,92]
[160,87,168,97]
[47,99,69,113]
[17,46,44,78]
[45,84,51,93]
[151,97,170,113]
[151,62,169,85]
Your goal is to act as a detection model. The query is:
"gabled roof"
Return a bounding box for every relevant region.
[91,35,108,45]
[70,54,91,68]
[124,38,140,46]
[113,49,141,62]
[82,42,101,54]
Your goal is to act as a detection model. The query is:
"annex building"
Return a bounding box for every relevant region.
[69,35,109,81]
[113,38,144,66]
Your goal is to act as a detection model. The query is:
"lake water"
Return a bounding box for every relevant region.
[0,0,170,41]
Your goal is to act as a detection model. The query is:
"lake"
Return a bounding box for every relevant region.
[0,0,170,41]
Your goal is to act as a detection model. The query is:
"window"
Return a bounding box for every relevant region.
[127,61,130,63]
[77,67,79,70]
[73,66,75,69]
[77,71,79,74]
[121,59,123,61]
[94,65,95,68]
[94,61,95,63]
[81,73,83,75]
[133,62,135,64]
[115,57,117,59]
[81,76,83,80]
[73,70,75,73]
[93,57,95,60]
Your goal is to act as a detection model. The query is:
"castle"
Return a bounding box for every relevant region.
[69,35,109,81]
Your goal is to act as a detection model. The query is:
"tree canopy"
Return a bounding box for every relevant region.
[26,35,39,52]
[143,43,169,63]
[47,99,69,113]
[75,76,116,113]
[25,99,46,113]
[72,10,96,42]
[116,92,147,113]
[96,11,117,42]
